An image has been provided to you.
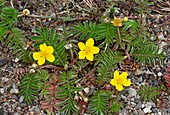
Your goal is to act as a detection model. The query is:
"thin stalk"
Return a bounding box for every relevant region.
[117,27,121,42]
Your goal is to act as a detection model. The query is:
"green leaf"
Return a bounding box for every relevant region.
[95,49,124,84]
[56,71,81,114]
[20,73,40,104]
[90,90,108,115]
[138,85,166,102]
[73,22,98,40]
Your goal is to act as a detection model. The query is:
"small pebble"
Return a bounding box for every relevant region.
[157,72,162,77]
[10,89,19,94]
[138,76,143,82]
[128,88,137,97]
[0,88,5,94]
[19,96,24,103]
[14,58,19,63]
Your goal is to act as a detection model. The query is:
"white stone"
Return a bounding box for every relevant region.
[83,87,90,94]
[134,69,143,75]
[10,89,19,94]
[64,44,72,49]
[32,63,38,68]
[19,96,24,102]
[1,77,9,82]
[158,34,167,40]
[128,88,137,97]
[30,69,35,73]
[14,58,19,62]
[143,107,151,113]
[150,36,155,41]
[0,88,4,93]
[157,72,163,77]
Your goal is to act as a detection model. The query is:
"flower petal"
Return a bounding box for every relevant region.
[46,46,54,53]
[46,54,55,62]
[114,70,119,79]
[78,42,86,51]
[116,84,123,91]
[37,57,45,65]
[110,79,117,86]
[91,46,100,54]
[33,52,41,60]
[85,38,94,47]
[86,53,94,61]
[78,51,86,59]
[122,80,131,86]
[40,43,47,51]
[120,72,128,80]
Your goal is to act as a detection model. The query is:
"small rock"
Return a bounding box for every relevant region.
[0,58,8,67]
[144,70,152,74]
[138,76,143,82]
[33,106,40,113]
[12,103,18,109]
[83,87,90,94]
[0,88,5,94]
[136,102,142,109]
[19,96,24,103]
[1,77,9,82]
[14,112,19,115]
[150,36,155,41]
[0,108,4,115]
[141,82,145,86]
[134,69,143,75]
[157,72,162,77]
[143,107,151,113]
[131,102,136,107]
[138,110,145,115]
[14,58,19,63]
[20,103,27,107]
[158,34,166,40]
[10,89,19,94]
[128,88,137,97]
[121,95,126,100]
[12,95,18,100]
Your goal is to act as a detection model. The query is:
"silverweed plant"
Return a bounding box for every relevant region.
[0,0,168,115]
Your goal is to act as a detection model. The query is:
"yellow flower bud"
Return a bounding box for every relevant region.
[123,17,128,22]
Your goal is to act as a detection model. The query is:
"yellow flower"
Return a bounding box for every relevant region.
[110,70,131,91]
[123,17,128,22]
[33,43,55,65]
[78,38,100,61]
[111,17,122,27]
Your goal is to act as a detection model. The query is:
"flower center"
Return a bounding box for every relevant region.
[41,51,48,57]
[117,78,122,85]
[114,19,121,25]
[84,47,91,54]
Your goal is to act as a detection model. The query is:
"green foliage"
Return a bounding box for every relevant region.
[20,70,50,104]
[90,90,108,115]
[97,22,117,44]
[133,45,166,65]
[0,26,31,63]
[20,73,40,105]
[1,27,25,47]
[135,0,154,14]
[138,85,166,102]
[32,28,67,66]
[73,21,117,44]
[95,49,124,85]
[36,70,49,98]
[56,71,81,115]
[110,100,123,113]
[0,6,19,28]
[73,22,98,40]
